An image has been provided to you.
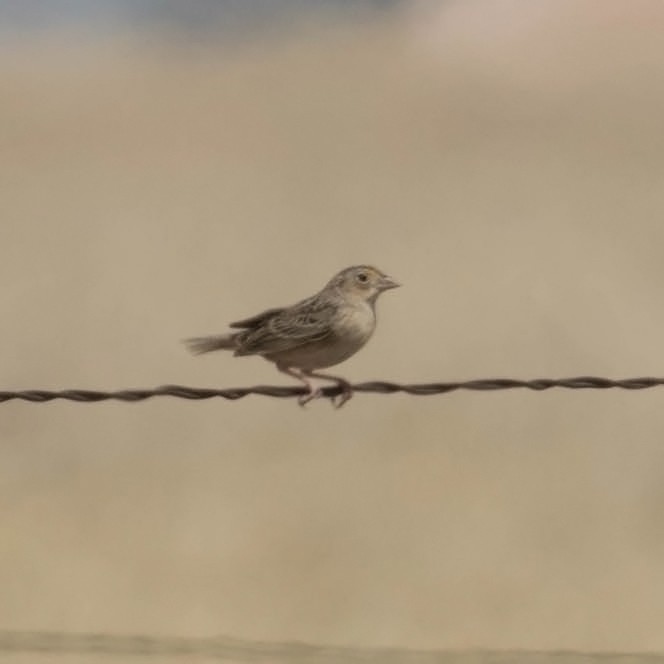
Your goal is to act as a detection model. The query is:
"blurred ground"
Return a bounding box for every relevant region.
[2,0,664,660]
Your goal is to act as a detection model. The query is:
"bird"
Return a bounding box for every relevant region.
[185,265,400,407]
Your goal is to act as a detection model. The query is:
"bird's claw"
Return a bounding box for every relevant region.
[331,388,353,409]
[298,388,323,407]
[331,380,353,409]
[298,382,353,408]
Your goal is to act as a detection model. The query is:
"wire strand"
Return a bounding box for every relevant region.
[1,376,664,403]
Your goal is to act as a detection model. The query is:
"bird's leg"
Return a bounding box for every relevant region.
[277,365,323,406]
[302,370,353,408]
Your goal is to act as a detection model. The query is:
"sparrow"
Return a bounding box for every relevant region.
[185,265,399,407]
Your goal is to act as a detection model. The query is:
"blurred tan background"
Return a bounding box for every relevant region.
[2,0,664,659]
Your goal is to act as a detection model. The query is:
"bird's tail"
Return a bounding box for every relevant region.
[184,333,237,355]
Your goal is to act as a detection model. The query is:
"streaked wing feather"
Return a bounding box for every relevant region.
[235,297,335,355]
[229,307,286,329]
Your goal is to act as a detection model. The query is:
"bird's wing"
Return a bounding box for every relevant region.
[230,307,287,329]
[235,297,335,356]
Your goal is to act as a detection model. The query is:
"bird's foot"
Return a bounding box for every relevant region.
[331,380,353,409]
[298,387,324,407]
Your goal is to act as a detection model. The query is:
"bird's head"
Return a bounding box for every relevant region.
[327,265,400,304]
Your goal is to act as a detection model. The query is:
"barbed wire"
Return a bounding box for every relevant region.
[0,630,662,662]
[1,376,664,404]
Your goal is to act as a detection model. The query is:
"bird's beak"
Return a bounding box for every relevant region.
[379,275,400,291]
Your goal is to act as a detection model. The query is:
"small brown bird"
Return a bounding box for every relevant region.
[185,265,399,407]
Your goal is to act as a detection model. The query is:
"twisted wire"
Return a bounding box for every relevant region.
[1,376,664,403]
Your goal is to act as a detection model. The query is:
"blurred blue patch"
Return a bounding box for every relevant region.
[0,0,402,34]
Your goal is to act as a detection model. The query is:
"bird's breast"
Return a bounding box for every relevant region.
[332,302,376,346]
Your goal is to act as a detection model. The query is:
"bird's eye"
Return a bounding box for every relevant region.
[357,272,369,283]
